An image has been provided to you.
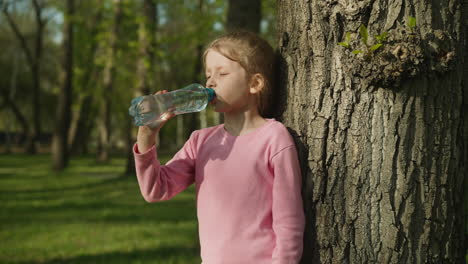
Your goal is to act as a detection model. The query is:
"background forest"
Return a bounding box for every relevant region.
[0,1,276,263]
[0,0,276,166]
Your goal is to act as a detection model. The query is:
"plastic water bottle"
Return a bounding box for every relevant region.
[129,83,216,127]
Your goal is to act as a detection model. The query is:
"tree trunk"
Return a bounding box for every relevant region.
[69,6,103,156]
[2,95,29,148]
[97,0,123,163]
[277,0,467,263]
[226,0,261,33]
[70,95,96,155]
[30,0,44,154]
[125,0,158,175]
[3,0,46,154]
[52,0,74,171]
[4,49,20,153]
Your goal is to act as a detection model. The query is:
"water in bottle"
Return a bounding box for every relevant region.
[128,83,216,127]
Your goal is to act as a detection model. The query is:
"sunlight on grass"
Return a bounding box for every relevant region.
[0,154,200,264]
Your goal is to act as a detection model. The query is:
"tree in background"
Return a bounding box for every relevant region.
[51,0,74,170]
[2,0,47,154]
[226,0,261,33]
[0,0,278,173]
[96,0,123,163]
[68,1,103,156]
[277,0,467,262]
[125,0,158,175]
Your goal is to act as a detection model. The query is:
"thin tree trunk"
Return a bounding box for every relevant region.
[176,115,184,149]
[70,96,95,155]
[30,0,43,154]
[1,93,29,150]
[69,6,103,155]
[278,0,466,263]
[194,0,208,128]
[3,0,46,154]
[97,0,123,162]
[4,49,20,153]
[226,0,261,33]
[52,0,74,171]
[125,0,158,175]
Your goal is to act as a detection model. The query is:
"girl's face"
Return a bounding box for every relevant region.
[205,50,254,113]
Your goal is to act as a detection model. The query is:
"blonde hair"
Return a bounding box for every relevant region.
[203,31,276,117]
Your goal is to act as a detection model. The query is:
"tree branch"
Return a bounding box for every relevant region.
[32,0,44,28]
[2,7,35,69]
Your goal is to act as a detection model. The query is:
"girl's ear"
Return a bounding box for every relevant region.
[249,73,264,94]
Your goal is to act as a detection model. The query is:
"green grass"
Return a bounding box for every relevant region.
[0,153,201,264]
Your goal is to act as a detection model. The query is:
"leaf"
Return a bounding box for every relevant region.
[407,16,417,29]
[359,25,369,46]
[375,32,388,43]
[338,42,349,48]
[370,43,383,51]
[352,50,364,54]
[345,32,351,43]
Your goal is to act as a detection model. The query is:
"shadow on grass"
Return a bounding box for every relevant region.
[0,176,125,195]
[15,246,201,264]
[1,198,197,225]
[1,153,201,264]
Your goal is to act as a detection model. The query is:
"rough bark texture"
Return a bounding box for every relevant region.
[52,0,74,170]
[277,0,467,263]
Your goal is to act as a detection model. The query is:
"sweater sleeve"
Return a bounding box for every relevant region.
[271,145,305,264]
[133,132,197,203]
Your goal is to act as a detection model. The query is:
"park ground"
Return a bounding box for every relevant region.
[0,153,201,264]
[1,154,467,263]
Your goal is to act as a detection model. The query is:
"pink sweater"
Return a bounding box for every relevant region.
[133,119,305,264]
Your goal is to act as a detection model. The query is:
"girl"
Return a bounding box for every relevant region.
[134,31,305,264]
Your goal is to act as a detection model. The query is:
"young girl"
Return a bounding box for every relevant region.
[134,31,305,264]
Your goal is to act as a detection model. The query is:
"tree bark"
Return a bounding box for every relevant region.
[277,0,467,263]
[52,0,74,171]
[226,0,261,33]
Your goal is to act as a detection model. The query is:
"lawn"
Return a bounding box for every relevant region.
[0,153,201,264]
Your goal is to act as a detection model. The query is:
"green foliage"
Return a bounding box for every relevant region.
[338,32,351,48]
[370,43,383,51]
[261,0,277,47]
[359,25,369,46]
[407,16,417,31]
[0,0,276,150]
[375,32,388,44]
[0,1,61,132]
[352,50,364,54]
[0,153,201,264]
[338,25,388,58]
[337,16,417,59]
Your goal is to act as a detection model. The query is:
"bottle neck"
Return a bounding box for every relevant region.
[206,88,216,102]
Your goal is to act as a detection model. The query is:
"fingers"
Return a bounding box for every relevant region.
[154,90,168,95]
[144,90,173,131]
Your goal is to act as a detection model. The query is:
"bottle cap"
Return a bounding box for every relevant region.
[206,88,216,102]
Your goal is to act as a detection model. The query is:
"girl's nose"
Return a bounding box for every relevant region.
[206,78,216,88]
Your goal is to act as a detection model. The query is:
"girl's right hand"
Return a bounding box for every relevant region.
[136,90,175,152]
[146,90,175,131]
